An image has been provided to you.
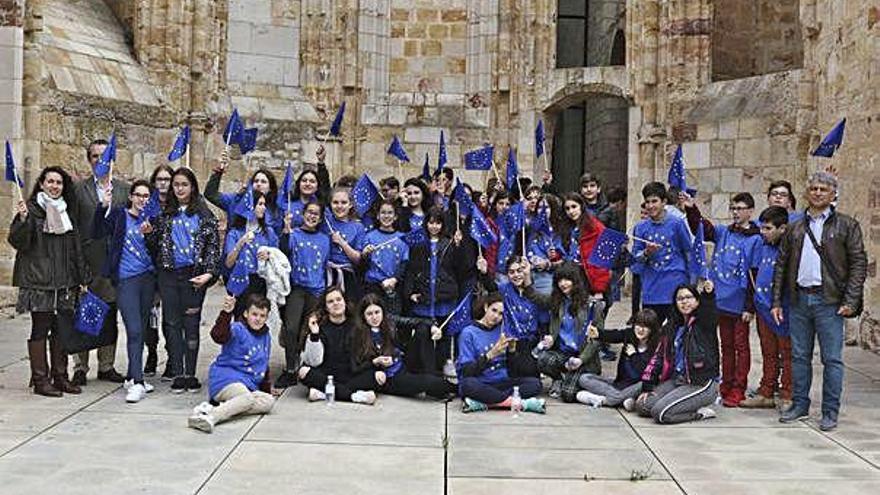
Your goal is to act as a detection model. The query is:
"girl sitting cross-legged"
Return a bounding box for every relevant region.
[458,293,546,414]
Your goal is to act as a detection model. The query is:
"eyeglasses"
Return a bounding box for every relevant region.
[769,191,789,198]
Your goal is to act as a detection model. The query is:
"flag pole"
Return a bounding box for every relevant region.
[185,142,191,170]
[516,165,526,257]
[490,160,502,185]
[455,200,460,235]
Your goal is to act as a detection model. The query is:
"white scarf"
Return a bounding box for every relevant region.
[36,192,73,234]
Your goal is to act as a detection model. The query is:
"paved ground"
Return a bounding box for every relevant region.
[0,287,878,494]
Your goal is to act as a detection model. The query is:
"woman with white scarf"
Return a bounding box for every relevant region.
[8,166,91,397]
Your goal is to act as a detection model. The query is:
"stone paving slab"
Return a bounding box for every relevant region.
[448,422,644,451]
[449,479,683,494]
[679,480,880,495]
[200,441,445,495]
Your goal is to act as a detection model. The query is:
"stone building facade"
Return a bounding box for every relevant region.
[0,0,877,313]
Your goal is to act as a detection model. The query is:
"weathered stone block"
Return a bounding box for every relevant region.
[251,25,297,58]
[428,24,447,39]
[390,9,410,22]
[720,167,744,192]
[710,140,735,168]
[734,137,771,168]
[421,40,441,56]
[228,0,272,24]
[441,9,467,22]
[682,141,710,169]
[227,21,253,53]
[718,120,738,139]
[738,117,767,139]
[417,9,439,22]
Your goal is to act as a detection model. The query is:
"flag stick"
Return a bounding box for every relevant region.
[438,306,459,332]
[185,143,191,170]
[516,174,526,257]
[629,234,654,244]
[324,215,336,234]
[369,236,399,251]
[477,243,482,259]
[397,159,403,185]
[455,200,460,235]
[490,160,503,185]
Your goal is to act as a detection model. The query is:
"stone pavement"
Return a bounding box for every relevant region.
[0,288,878,494]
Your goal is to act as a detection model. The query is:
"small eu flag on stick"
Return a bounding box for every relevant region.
[811,118,846,158]
[387,135,410,162]
[439,292,473,337]
[94,134,116,179]
[351,173,381,217]
[167,125,190,162]
[436,130,447,176]
[587,228,629,270]
[464,145,494,171]
[5,140,24,200]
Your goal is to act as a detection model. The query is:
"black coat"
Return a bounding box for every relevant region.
[8,198,91,290]
[402,237,461,309]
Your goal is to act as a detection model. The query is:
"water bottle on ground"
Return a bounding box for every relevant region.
[325,375,335,405]
[511,386,522,417]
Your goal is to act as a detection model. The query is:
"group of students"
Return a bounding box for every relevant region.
[8,138,827,435]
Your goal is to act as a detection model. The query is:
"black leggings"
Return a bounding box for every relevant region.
[300,368,380,401]
[30,312,59,340]
[282,288,318,371]
[383,371,454,399]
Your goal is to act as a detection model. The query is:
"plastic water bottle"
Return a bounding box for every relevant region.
[511,386,522,416]
[325,375,335,405]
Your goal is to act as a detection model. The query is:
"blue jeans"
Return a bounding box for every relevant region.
[789,291,844,416]
[117,272,157,382]
[158,268,207,377]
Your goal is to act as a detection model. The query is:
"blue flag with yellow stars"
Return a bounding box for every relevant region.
[587,228,628,270]
[535,120,545,158]
[352,173,381,217]
[94,134,116,178]
[464,145,494,170]
[239,127,258,155]
[226,256,250,297]
[223,108,243,145]
[469,204,497,248]
[329,102,346,137]
[233,183,255,221]
[505,148,518,192]
[277,161,294,211]
[387,135,410,162]
[421,153,431,180]
[5,140,23,187]
[667,144,687,192]
[811,118,846,157]
[167,125,190,162]
[140,189,162,222]
[75,291,110,336]
[436,130,447,176]
[445,292,474,337]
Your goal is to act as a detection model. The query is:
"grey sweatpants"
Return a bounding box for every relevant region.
[636,379,718,424]
[577,373,642,407]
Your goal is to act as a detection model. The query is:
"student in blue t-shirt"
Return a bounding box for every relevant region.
[94,180,157,403]
[205,149,282,236]
[351,294,455,399]
[632,182,693,325]
[740,206,792,410]
[223,190,279,316]
[188,294,276,433]
[275,201,331,389]
[322,187,366,301]
[361,199,409,315]
[458,293,546,413]
[684,192,761,408]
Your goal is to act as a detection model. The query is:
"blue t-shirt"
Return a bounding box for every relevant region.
[289,229,331,295]
[322,216,365,266]
[457,323,508,384]
[752,241,789,336]
[710,224,760,315]
[371,330,404,378]
[208,321,271,399]
[224,226,279,275]
[363,230,409,284]
[119,213,155,280]
[171,209,200,268]
[632,215,693,305]
[409,212,425,232]
[673,325,687,377]
[557,299,583,355]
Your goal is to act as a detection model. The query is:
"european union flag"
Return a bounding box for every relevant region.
[469,204,497,248]
[587,228,629,270]
[140,189,162,221]
[223,108,243,146]
[452,179,475,214]
[421,153,431,180]
[351,173,380,217]
[277,161,294,211]
[444,292,473,336]
[94,134,116,178]
[499,201,525,237]
[667,144,688,192]
[530,202,553,237]
[811,118,846,157]
[436,130,447,176]
[387,135,410,162]
[690,222,709,280]
[74,291,110,337]
[535,120,545,158]
[506,148,518,192]
[403,226,427,247]
[5,140,23,188]
[329,102,346,137]
[239,127,258,155]
[167,125,190,162]
[226,256,250,297]
[464,145,494,170]
[233,183,255,221]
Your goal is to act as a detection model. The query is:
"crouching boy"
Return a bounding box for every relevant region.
[189,294,276,433]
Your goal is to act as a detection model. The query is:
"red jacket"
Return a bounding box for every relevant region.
[578,215,611,293]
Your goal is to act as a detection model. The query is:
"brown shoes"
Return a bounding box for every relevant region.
[27,339,62,398]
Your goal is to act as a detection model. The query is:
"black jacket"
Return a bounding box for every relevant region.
[402,237,462,309]
[8,199,91,291]
[641,290,719,391]
[145,200,221,281]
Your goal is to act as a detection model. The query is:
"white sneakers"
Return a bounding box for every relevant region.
[192,401,214,416]
[575,391,607,408]
[351,390,377,405]
[308,388,327,402]
[696,406,717,420]
[188,413,215,433]
[123,379,154,403]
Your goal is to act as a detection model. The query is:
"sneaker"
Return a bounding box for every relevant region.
[125,383,147,403]
[351,390,376,405]
[97,368,126,383]
[740,395,775,408]
[623,397,636,412]
[442,360,457,381]
[308,388,326,402]
[575,391,606,408]
[123,379,154,393]
[160,367,174,382]
[273,371,297,389]
[696,406,717,420]
[548,380,562,399]
[192,401,214,416]
[462,398,488,413]
[170,376,187,394]
[819,413,838,432]
[186,376,202,393]
[779,407,809,424]
[521,397,547,414]
[71,370,87,387]
[188,413,215,433]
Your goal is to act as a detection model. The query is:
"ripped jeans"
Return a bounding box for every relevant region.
[158,268,207,378]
